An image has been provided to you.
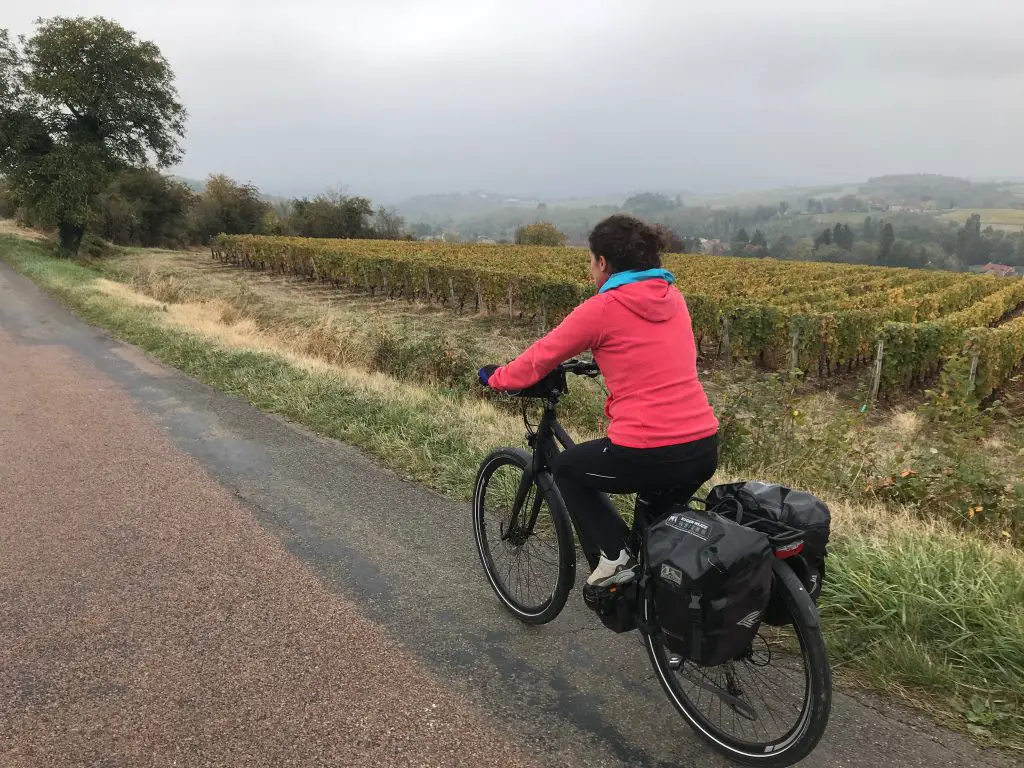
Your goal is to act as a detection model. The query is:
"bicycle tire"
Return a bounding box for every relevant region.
[644,558,832,767]
[472,448,575,625]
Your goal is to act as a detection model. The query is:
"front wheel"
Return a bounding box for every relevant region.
[644,558,832,767]
[472,448,575,624]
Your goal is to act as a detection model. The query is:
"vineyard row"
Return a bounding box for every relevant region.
[212,235,1024,397]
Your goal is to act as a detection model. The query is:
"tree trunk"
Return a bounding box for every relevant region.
[57,221,85,257]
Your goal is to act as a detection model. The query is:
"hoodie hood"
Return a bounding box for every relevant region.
[603,278,682,322]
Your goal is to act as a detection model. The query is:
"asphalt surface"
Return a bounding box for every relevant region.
[0,259,1017,768]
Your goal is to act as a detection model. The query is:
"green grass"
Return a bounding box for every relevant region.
[3,234,1023,751]
[822,532,1023,737]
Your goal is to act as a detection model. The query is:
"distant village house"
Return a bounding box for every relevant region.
[979,263,1017,277]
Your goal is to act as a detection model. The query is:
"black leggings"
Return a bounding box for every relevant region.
[553,434,719,558]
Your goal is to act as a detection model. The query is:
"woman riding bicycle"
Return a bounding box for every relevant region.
[480,214,719,605]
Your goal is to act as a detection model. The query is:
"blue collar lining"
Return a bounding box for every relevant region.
[598,268,676,294]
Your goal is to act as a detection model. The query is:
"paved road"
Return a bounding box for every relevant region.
[0,261,1016,768]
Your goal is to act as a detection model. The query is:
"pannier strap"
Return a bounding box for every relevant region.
[689,591,703,658]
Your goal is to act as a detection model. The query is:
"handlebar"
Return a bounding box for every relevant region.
[559,359,600,378]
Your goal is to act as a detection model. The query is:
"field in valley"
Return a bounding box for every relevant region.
[938,208,1024,231]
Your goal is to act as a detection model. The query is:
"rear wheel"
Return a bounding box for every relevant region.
[472,448,575,624]
[644,559,831,767]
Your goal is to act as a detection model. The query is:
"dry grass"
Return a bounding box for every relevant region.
[91,277,590,452]
[0,219,49,243]
[889,410,923,441]
[99,250,1018,547]
[91,272,982,549]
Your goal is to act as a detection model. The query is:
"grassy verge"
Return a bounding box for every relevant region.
[3,234,1022,750]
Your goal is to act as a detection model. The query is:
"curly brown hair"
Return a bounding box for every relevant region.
[587,214,666,273]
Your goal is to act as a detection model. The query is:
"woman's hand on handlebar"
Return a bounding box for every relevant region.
[478,364,499,386]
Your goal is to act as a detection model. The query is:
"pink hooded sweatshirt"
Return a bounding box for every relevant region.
[488,278,718,448]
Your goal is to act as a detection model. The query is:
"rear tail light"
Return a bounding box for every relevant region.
[774,541,805,559]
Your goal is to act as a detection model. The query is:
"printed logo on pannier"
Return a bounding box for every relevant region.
[660,563,684,586]
[665,513,711,540]
[737,611,762,628]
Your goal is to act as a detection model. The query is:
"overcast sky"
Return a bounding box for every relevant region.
[5,1,1024,201]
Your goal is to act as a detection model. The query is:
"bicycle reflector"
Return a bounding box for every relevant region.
[774,540,805,559]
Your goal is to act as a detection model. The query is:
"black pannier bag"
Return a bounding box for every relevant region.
[644,508,773,667]
[705,482,831,624]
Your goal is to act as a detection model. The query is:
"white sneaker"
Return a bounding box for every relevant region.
[586,549,638,587]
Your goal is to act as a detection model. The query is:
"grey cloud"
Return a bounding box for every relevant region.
[5,0,1024,199]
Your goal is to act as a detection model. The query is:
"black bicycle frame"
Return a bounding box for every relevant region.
[503,391,606,569]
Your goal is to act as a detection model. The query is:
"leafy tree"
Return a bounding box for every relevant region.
[850,241,878,265]
[0,179,16,218]
[955,213,989,265]
[769,234,794,260]
[654,224,688,254]
[789,238,816,261]
[879,222,896,262]
[515,221,567,246]
[778,201,790,216]
[988,232,1015,264]
[880,239,931,269]
[814,228,833,249]
[93,168,195,248]
[0,17,185,254]
[831,223,854,250]
[838,194,862,212]
[410,221,435,239]
[288,191,375,239]
[729,227,750,255]
[188,174,269,244]
[623,192,677,216]
[814,244,849,263]
[750,229,768,249]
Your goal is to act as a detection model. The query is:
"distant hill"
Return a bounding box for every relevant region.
[858,174,1023,209]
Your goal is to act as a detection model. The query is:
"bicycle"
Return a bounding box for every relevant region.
[472,359,832,767]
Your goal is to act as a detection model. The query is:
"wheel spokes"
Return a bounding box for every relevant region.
[480,463,561,613]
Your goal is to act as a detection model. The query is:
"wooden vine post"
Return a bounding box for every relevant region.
[968,349,981,392]
[720,315,732,365]
[869,339,885,404]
